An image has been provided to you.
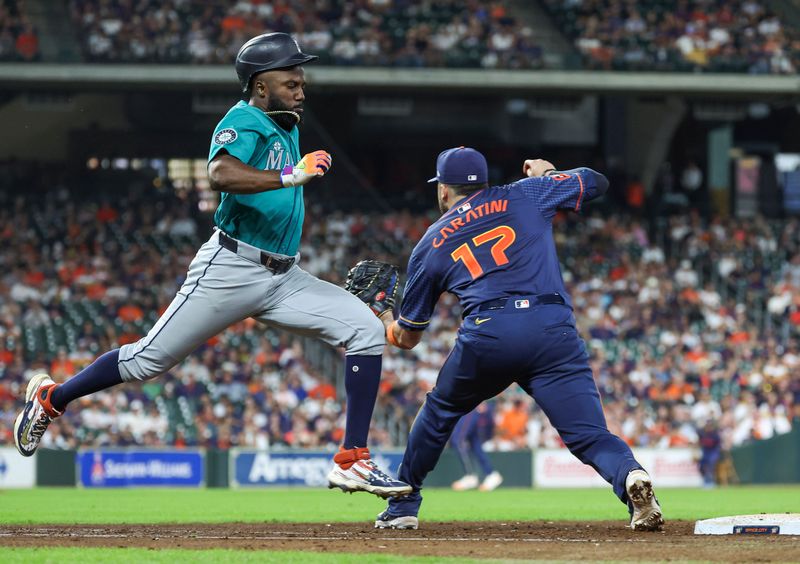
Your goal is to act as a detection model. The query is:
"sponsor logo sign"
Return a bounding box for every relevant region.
[0,447,35,488]
[78,450,204,487]
[231,450,404,487]
[534,448,702,487]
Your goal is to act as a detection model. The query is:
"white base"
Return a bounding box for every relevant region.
[694,514,800,535]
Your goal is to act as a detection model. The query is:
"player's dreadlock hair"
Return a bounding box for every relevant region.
[446,182,489,196]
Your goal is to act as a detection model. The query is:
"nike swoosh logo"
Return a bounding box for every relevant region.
[475,317,491,325]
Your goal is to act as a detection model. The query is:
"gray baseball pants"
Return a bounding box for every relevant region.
[118,230,384,382]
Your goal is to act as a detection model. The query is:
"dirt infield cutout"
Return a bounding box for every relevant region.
[0,521,797,561]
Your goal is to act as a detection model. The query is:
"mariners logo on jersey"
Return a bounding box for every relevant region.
[208,101,304,256]
[214,128,238,145]
[266,140,294,170]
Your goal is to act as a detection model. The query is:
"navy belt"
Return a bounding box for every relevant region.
[218,232,294,274]
[469,293,566,317]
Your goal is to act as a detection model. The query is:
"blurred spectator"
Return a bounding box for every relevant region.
[0,1,39,62]
[543,0,799,74]
[0,161,797,452]
[69,0,544,69]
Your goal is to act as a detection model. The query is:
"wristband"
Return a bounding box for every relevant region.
[386,321,401,347]
[280,165,295,188]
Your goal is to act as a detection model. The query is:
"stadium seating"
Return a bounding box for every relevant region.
[0,162,796,454]
[541,0,799,73]
[68,0,543,68]
[0,0,39,61]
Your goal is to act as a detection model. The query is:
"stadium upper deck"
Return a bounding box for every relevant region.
[3,0,798,75]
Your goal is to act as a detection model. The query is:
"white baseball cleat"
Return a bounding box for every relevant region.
[14,374,62,457]
[626,469,664,531]
[374,510,419,530]
[327,447,412,499]
[451,474,479,491]
[479,471,504,491]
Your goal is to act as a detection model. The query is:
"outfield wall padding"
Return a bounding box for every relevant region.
[36,448,76,486]
[732,428,800,484]
[206,449,229,488]
[425,450,532,488]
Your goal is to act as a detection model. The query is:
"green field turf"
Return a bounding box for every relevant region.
[0,486,797,524]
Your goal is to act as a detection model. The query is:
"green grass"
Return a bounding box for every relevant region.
[0,548,490,563]
[0,486,797,524]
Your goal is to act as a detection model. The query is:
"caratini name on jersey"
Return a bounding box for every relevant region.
[432,199,508,248]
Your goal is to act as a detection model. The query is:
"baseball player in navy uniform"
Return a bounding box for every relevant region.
[14,33,410,499]
[450,403,503,491]
[374,147,663,530]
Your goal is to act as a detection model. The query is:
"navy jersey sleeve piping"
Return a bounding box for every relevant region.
[516,168,608,218]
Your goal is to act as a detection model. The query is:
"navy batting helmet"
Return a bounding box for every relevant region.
[235,32,318,94]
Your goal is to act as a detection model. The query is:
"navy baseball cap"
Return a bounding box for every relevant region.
[428,147,488,185]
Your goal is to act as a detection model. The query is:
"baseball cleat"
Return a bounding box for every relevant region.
[327,446,412,499]
[451,474,479,491]
[479,471,504,492]
[626,469,664,531]
[13,374,62,457]
[374,510,419,530]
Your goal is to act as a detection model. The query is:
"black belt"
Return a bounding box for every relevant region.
[218,232,295,274]
[470,293,566,317]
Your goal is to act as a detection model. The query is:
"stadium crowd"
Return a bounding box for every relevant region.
[543,0,800,73]
[69,0,543,69]
[0,163,797,455]
[0,0,39,61]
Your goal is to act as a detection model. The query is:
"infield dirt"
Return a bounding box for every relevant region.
[1,521,797,561]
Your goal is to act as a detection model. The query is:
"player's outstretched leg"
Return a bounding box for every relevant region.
[14,373,62,456]
[16,233,271,458]
[326,355,411,499]
[375,392,467,529]
[625,469,663,531]
[375,328,508,528]
[259,268,410,498]
[522,363,663,530]
[375,393,487,527]
[14,349,122,457]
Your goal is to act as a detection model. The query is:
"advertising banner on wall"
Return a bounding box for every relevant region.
[0,447,36,488]
[534,448,702,488]
[77,449,205,487]
[230,449,404,488]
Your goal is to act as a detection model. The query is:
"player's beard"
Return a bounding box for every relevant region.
[438,189,448,214]
[266,98,302,131]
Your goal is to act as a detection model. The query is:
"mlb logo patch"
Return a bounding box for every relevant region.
[514,299,530,309]
[549,173,571,182]
[457,202,472,214]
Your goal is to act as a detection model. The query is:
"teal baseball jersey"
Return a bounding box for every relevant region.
[208,101,304,256]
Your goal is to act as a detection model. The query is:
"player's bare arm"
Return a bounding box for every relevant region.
[208,154,284,193]
[381,315,423,350]
[208,150,331,194]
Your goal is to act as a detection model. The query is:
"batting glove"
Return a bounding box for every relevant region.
[280,150,332,187]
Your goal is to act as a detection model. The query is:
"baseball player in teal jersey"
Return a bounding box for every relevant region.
[13,33,411,499]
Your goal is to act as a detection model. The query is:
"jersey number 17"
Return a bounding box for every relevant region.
[450,225,516,280]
